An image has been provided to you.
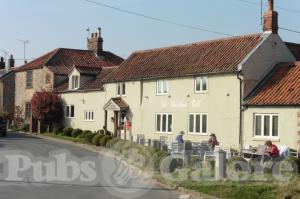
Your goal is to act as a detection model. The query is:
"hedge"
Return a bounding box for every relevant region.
[71,128,83,138]
[99,135,113,146]
[92,134,105,146]
[63,127,73,137]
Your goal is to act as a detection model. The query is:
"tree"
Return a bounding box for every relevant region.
[31,90,63,133]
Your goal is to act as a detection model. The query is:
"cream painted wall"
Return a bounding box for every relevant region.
[244,107,300,149]
[61,91,106,132]
[241,33,295,96]
[102,74,241,148]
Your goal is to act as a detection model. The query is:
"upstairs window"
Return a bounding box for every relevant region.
[65,105,75,118]
[254,114,278,137]
[157,80,168,95]
[26,70,33,89]
[71,76,79,89]
[84,110,95,121]
[117,82,126,96]
[195,76,208,93]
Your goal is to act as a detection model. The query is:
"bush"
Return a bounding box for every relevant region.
[83,131,95,144]
[21,123,30,132]
[99,135,113,146]
[63,127,73,137]
[106,138,122,148]
[92,134,104,146]
[53,124,64,135]
[71,128,83,138]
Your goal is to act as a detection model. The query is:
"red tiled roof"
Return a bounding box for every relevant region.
[286,42,300,61]
[111,97,129,110]
[79,67,116,91]
[56,66,117,92]
[15,48,123,75]
[74,65,102,76]
[245,61,300,106]
[103,33,263,82]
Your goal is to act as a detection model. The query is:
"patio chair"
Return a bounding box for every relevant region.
[204,146,220,162]
[171,142,185,158]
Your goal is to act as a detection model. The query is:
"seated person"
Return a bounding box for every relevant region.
[175,131,185,143]
[264,140,279,158]
[208,133,219,150]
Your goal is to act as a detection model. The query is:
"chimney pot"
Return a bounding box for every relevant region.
[263,0,278,34]
[87,28,104,55]
[0,57,5,70]
[8,54,15,68]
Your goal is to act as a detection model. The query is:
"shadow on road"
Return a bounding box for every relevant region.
[1,132,42,140]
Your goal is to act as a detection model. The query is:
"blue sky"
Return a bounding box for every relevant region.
[1,0,300,66]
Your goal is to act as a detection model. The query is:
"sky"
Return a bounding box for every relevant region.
[1,0,300,66]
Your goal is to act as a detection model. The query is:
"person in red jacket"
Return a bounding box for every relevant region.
[265,140,280,158]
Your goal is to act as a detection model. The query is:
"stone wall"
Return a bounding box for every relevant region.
[2,72,15,119]
[15,68,54,120]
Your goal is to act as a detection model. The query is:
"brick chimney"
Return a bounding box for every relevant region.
[0,57,5,70]
[87,28,103,55]
[263,0,278,34]
[8,54,15,69]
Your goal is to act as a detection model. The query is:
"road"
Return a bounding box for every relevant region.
[0,132,179,199]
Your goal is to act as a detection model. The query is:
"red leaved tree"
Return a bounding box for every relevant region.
[31,90,63,133]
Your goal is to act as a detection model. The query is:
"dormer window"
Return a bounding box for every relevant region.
[71,75,79,89]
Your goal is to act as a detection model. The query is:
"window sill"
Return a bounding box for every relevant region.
[188,133,209,136]
[156,93,169,96]
[194,91,208,94]
[252,137,280,142]
[155,132,172,135]
[84,120,95,122]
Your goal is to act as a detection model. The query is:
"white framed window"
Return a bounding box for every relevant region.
[117,82,126,96]
[195,76,208,93]
[188,113,208,134]
[156,113,172,133]
[71,75,79,89]
[254,114,278,138]
[65,105,75,118]
[156,80,168,95]
[84,110,94,121]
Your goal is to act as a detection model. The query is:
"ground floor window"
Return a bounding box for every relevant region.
[254,114,278,137]
[84,110,94,121]
[65,105,74,118]
[25,102,31,120]
[189,113,207,134]
[156,113,172,133]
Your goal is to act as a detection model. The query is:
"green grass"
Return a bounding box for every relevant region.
[43,133,84,143]
[177,181,277,199]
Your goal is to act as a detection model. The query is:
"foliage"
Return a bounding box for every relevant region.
[92,134,104,146]
[53,124,64,135]
[20,123,30,132]
[99,135,112,146]
[13,106,24,129]
[63,127,73,137]
[71,128,83,138]
[177,181,276,199]
[84,131,95,144]
[31,90,63,125]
